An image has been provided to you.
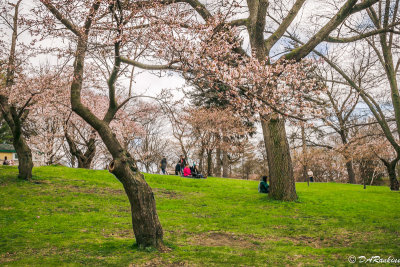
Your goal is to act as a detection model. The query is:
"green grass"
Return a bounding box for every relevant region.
[1,166,400,266]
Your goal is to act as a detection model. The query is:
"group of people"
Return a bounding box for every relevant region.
[159,155,206,178]
[161,156,314,189]
[2,156,13,166]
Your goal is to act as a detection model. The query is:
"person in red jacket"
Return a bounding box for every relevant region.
[183,164,192,177]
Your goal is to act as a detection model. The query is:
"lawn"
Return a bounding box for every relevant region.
[1,166,399,266]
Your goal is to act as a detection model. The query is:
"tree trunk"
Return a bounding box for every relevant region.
[345,160,356,184]
[43,1,164,249]
[0,1,32,180]
[215,147,221,177]
[206,149,213,177]
[198,143,205,173]
[383,160,400,191]
[261,114,297,201]
[109,158,163,248]
[301,123,308,183]
[13,132,33,180]
[65,132,96,169]
[222,150,229,177]
[0,102,34,180]
[247,1,297,200]
[94,125,164,249]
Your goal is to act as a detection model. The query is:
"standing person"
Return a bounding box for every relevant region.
[307,169,314,182]
[175,162,181,175]
[178,155,186,175]
[258,176,269,193]
[2,156,10,166]
[160,157,167,175]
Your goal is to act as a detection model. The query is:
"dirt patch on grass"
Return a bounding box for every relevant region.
[284,235,325,248]
[132,258,192,267]
[102,228,134,239]
[152,188,182,199]
[188,232,258,249]
[54,184,124,195]
[281,230,366,248]
[0,252,17,264]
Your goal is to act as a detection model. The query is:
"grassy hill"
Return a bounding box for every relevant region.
[1,166,400,266]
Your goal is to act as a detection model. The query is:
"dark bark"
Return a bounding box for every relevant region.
[108,157,163,248]
[206,149,213,176]
[65,131,96,169]
[79,109,164,249]
[40,0,165,248]
[301,124,308,183]
[261,115,297,201]
[13,128,33,180]
[215,146,221,177]
[382,160,400,191]
[0,102,33,180]
[198,142,205,173]
[0,0,33,180]
[247,1,297,201]
[345,160,356,184]
[222,149,229,177]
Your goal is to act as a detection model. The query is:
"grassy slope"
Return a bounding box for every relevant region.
[0,166,399,266]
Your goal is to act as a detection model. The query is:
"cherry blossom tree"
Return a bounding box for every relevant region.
[119,0,382,201]
[0,0,34,179]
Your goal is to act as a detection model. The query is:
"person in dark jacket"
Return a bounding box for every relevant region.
[190,163,205,178]
[175,163,181,175]
[160,157,167,174]
[178,155,186,175]
[258,176,269,193]
[2,156,10,166]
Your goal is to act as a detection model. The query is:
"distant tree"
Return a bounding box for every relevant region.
[303,0,400,190]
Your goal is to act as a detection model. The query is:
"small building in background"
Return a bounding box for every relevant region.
[0,144,45,166]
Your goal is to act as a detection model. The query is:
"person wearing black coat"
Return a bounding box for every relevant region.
[160,157,167,174]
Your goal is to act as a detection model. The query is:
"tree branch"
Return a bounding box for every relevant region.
[264,0,306,52]
[39,0,81,36]
[285,0,377,61]
[120,57,180,70]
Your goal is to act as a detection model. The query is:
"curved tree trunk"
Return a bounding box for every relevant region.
[0,102,33,180]
[261,115,297,201]
[382,160,400,191]
[13,130,33,180]
[41,0,164,250]
[0,0,32,180]
[109,158,163,248]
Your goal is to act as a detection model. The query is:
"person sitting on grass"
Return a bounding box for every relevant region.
[2,156,10,166]
[258,176,269,193]
[183,164,192,177]
[191,163,205,179]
